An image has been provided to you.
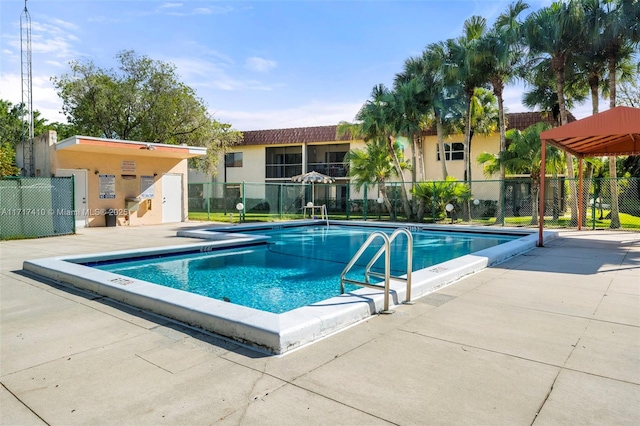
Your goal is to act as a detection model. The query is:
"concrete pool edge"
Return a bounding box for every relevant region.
[22,223,559,355]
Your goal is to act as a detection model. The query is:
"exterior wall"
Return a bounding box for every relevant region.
[226,145,264,184]
[15,131,57,177]
[420,134,500,182]
[54,150,187,227]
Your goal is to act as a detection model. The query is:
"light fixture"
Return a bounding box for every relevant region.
[445,203,455,224]
[473,199,480,206]
[94,170,99,175]
[235,203,244,224]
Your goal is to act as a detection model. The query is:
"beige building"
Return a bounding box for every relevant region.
[17,132,206,227]
[197,112,559,202]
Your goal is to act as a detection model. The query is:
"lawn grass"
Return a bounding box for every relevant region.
[188,210,640,230]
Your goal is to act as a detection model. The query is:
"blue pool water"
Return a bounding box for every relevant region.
[92,225,517,314]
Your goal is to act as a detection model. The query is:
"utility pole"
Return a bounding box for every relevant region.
[20,0,34,176]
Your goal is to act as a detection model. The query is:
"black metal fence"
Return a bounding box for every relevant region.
[0,177,75,239]
[188,177,640,231]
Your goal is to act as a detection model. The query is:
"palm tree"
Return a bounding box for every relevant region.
[343,139,408,220]
[523,0,584,225]
[599,0,640,228]
[403,43,464,180]
[356,84,415,221]
[390,78,428,182]
[446,16,491,186]
[483,0,529,224]
[478,122,562,225]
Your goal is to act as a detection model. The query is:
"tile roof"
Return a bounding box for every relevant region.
[240,112,575,146]
[242,125,351,146]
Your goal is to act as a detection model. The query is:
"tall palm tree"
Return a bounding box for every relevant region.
[395,46,467,181]
[600,0,640,228]
[446,16,491,185]
[478,122,562,225]
[356,84,414,220]
[343,139,408,220]
[523,0,584,224]
[390,78,428,182]
[483,0,529,224]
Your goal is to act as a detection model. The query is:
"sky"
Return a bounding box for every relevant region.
[0,0,603,132]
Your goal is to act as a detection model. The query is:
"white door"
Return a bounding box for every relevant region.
[162,174,183,223]
[56,169,88,228]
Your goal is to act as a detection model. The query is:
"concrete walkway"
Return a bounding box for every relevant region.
[1,223,639,425]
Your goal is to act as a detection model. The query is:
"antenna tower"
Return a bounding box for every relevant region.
[20,0,34,176]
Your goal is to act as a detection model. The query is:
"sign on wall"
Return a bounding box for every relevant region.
[99,174,116,199]
[121,160,136,173]
[140,175,155,199]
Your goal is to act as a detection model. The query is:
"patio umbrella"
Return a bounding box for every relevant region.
[291,170,335,206]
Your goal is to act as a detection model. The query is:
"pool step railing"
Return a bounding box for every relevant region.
[340,228,413,313]
[365,228,413,303]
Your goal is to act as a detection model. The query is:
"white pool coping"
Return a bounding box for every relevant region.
[23,221,559,355]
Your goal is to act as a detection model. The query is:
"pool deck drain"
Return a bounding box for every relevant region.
[2,222,638,425]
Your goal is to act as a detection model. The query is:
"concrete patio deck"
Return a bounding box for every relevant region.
[1,223,639,425]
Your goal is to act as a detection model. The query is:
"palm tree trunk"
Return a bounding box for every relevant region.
[410,136,418,184]
[463,93,473,221]
[493,80,506,225]
[553,61,579,225]
[436,114,448,179]
[379,183,396,221]
[416,134,425,182]
[386,137,413,221]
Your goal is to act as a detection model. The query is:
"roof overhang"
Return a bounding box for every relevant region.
[55,136,207,159]
[539,106,640,157]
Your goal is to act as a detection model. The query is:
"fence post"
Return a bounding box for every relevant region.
[206,182,211,221]
[363,185,368,221]
[279,183,283,219]
[500,179,505,226]
[346,184,351,220]
[71,175,76,234]
[241,181,246,221]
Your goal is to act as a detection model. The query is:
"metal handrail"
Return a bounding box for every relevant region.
[322,204,329,228]
[365,228,413,303]
[340,231,392,313]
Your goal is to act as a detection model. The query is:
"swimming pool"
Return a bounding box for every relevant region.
[23,221,558,354]
[90,225,518,313]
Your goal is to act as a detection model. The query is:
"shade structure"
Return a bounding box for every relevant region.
[291,171,335,206]
[538,106,640,246]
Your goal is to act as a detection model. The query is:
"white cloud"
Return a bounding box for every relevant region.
[214,101,364,131]
[245,57,277,73]
[159,3,183,9]
[0,72,65,124]
[168,56,277,92]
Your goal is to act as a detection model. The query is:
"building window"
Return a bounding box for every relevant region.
[266,146,302,178]
[307,143,349,177]
[437,143,464,161]
[225,152,243,167]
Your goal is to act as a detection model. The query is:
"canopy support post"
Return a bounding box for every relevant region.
[538,139,546,247]
[578,156,583,231]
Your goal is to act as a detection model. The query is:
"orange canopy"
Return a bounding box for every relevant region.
[540,106,640,156]
[538,106,640,246]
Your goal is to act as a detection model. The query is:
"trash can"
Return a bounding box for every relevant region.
[105,209,117,227]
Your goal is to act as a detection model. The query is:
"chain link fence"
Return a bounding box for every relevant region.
[1,177,75,239]
[188,177,640,231]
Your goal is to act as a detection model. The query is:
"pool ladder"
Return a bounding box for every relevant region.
[340,228,413,314]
